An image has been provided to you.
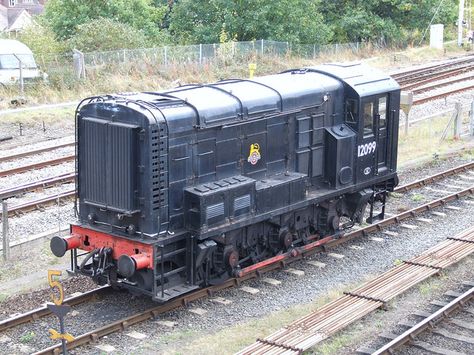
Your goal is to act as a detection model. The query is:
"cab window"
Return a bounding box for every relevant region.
[378,96,387,128]
[345,99,358,125]
[363,102,374,136]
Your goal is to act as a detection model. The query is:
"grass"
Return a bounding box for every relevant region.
[19,331,35,343]
[410,193,425,202]
[397,112,474,166]
[0,105,74,124]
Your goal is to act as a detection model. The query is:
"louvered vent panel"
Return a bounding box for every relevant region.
[81,118,107,204]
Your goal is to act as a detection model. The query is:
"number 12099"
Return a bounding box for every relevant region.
[358,141,377,157]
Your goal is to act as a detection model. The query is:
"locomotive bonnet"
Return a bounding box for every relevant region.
[51,63,400,302]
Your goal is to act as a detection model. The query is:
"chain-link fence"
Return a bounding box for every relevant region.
[80,39,387,68]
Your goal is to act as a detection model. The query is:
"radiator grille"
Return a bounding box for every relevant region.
[80,117,138,212]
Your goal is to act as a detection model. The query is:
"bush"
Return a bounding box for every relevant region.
[18,23,67,55]
[67,18,148,52]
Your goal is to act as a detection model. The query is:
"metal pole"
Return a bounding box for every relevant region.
[2,201,9,261]
[470,100,474,136]
[199,43,202,64]
[261,39,264,55]
[454,102,462,139]
[13,55,24,97]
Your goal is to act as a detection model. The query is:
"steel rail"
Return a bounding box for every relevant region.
[372,285,474,355]
[0,172,76,200]
[237,227,474,355]
[401,66,474,91]
[411,74,474,95]
[413,84,474,105]
[396,62,474,86]
[0,286,110,333]
[0,142,75,163]
[394,161,474,193]
[32,185,474,355]
[391,56,474,81]
[0,190,76,218]
[0,155,75,178]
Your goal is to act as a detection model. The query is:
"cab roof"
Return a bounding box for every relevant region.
[307,62,400,98]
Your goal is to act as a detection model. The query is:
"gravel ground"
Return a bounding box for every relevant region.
[404,88,474,121]
[0,121,74,152]
[0,275,97,320]
[0,161,75,191]
[0,136,74,159]
[6,203,75,244]
[0,146,74,172]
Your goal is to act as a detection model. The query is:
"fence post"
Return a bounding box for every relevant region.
[13,55,24,97]
[453,101,462,139]
[199,44,202,64]
[261,39,264,55]
[73,49,86,79]
[2,201,9,261]
[164,46,168,66]
[470,100,474,136]
[440,102,461,141]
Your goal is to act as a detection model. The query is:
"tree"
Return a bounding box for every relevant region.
[67,18,149,52]
[43,0,167,41]
[18,23,67,55]
[319,0,458,44]
[169,0,332,44]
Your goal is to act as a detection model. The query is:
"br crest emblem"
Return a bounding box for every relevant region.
[247,143,261,165]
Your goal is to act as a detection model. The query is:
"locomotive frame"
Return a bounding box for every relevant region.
[51,63,400,302]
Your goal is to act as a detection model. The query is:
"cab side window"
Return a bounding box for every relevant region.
[345,99,358,129]
[363,102,374,136]
[378,96,387,128]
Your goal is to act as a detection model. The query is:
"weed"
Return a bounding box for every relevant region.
[20,331,35,343]
[312,334,351,355]
[410,193,425,202]
[393,259,403,266]
[0,293,8,303]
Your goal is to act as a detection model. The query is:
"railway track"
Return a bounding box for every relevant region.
[391,55,474,83]
[0,172,76,200]
[391,55,474,106]
[0,189,75,218]
[0,142,75,164]
[0,287,110,332]
[369,282,474,355]
[5,183,467,354]
[0,155,75,178]
[238,227,474,355]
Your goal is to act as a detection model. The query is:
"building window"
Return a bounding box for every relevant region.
[9,0,16,7]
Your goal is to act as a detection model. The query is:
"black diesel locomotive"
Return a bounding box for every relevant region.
[51,63,400,302]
